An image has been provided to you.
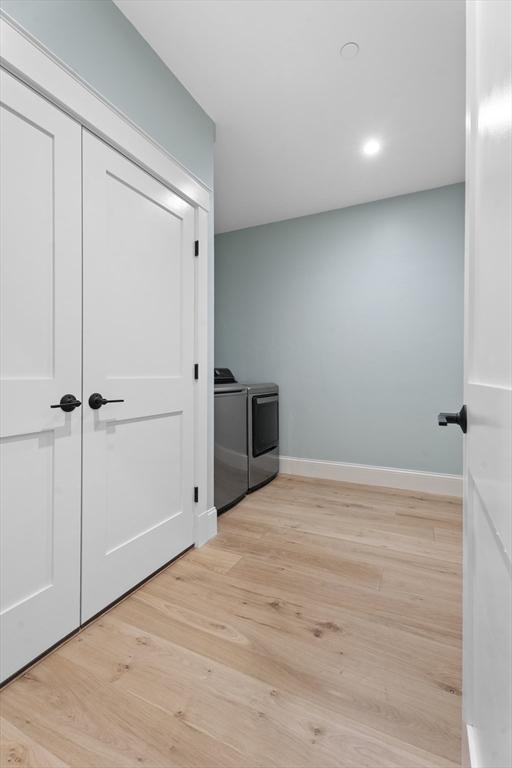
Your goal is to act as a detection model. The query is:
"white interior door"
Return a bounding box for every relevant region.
[0,70,82,682]
[464,2,512,766]
[81,132,196,621]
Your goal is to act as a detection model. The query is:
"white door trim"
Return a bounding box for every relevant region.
[0,13,215,548]
[193,206,215,545]
[280,455,463,497]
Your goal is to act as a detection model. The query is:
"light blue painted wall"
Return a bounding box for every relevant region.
[215,184,465,475]
[0,0,215,187]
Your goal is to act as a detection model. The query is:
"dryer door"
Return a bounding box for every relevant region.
[252,394,279,457]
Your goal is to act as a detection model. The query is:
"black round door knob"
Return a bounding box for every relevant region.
[88,392,125,409]
[50,394,82,412]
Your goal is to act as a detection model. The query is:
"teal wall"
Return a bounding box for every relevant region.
[0,0,215,187]
[216,184,465,475]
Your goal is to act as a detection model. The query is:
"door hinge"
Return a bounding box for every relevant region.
[194,363,199,380]
[194,240,199,257]
[194,486,199,503]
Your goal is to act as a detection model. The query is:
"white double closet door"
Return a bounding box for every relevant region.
[0,70,196,682]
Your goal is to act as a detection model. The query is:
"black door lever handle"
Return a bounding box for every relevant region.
[88,392,125,410]
[438,405,467,433]
[50,394,82,412]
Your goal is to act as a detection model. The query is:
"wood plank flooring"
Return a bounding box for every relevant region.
[0,475,462,768]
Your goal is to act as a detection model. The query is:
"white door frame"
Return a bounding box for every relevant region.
[0,13,216,548]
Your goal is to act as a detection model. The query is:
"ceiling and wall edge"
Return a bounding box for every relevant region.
[214,179,465,236]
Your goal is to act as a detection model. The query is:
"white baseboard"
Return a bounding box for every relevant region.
[195,506,217,547]
[279,456,462,497]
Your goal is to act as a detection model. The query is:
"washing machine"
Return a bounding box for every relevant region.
[214,369,248,512]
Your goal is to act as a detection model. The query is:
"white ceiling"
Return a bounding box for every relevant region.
[114,0,465,234]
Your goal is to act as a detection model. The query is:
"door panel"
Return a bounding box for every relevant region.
[81,132,195,621]
[104,172,183,381]
[1,433,55,610]
[104,414,183,554]
[470,482,512,767]
[0,70,82,682]
[0,105,54,382]
[464,2,512,766]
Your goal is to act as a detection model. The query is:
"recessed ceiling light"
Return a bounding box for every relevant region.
[362,138,382,157]
[340,42,359,60]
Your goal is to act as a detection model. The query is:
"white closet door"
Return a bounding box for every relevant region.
[0,70,82,682]
[81,132,196,621]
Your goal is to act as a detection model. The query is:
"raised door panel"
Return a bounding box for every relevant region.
[0,70,81,683]
[0,105,54,382]
[81,132,195,621]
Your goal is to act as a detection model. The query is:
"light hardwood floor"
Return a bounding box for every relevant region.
[0,475,462,768]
